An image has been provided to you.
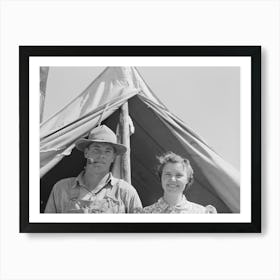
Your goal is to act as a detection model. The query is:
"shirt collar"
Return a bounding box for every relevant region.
[158,195,189,210]
[73,171,117,189]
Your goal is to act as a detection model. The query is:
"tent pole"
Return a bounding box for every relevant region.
[40,67,49,123]
[119,101,131,183]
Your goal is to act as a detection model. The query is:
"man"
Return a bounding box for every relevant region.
[44,125,142,213]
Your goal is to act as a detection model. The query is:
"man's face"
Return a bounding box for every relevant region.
[84,143,116,173]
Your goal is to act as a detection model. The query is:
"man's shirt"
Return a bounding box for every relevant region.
[44,172,142,213]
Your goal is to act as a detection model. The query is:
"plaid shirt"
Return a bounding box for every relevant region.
[44,172,142,213]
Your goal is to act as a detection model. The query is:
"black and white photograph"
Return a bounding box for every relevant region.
[40,66,239,215]
[20,46,260,232]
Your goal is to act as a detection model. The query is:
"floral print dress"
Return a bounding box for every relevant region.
[135,196,217,213]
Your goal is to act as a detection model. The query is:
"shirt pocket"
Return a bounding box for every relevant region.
[102,196,126,213]
[67,198,83,213]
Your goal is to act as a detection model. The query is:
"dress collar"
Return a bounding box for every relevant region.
[158,195,189,210]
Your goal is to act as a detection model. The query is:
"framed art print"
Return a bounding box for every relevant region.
[19,46,261,233]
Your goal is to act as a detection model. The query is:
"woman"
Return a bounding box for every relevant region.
[142,152,217,213]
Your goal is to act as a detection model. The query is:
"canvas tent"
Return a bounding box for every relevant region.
[40,67,240,213]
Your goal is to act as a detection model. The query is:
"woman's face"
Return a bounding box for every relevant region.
[161,162,189,195]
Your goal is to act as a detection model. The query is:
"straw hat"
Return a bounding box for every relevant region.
[75,125,127,155]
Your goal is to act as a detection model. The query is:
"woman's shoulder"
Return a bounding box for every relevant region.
[187,201,217,213]
[204,204,217,213]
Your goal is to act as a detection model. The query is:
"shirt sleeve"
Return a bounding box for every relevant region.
[127,187,143,213]
[44,184,58,213]
[118,180,143,213]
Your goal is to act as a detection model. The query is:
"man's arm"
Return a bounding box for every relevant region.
[44,185,58,213]
[126,186,143,213]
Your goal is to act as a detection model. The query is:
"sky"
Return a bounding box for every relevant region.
[43,66,240,170]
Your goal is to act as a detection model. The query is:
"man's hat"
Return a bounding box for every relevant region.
[75,125,127,155]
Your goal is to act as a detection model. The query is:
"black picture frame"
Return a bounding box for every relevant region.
[19,46,261,233]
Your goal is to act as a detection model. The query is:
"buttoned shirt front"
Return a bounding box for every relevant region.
[44,172,142,213]
[141,196,217,214]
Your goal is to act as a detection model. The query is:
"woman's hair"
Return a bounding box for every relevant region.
[157,151,194,190]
